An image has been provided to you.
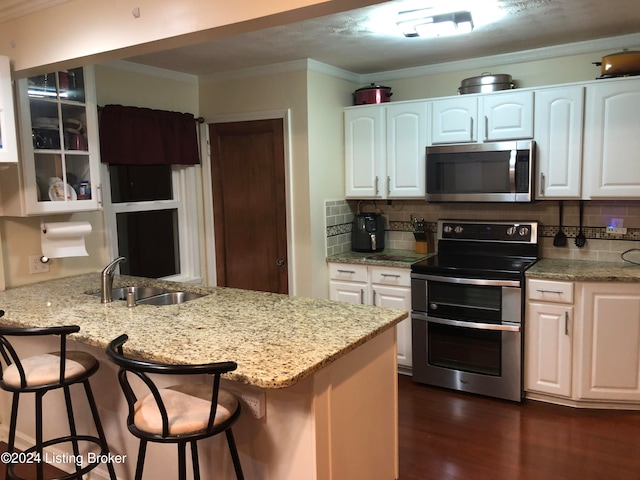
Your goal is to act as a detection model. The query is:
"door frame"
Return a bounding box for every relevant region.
[200,109,296,294]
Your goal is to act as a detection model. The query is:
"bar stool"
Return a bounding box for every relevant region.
[0,324,117,480]
[106,334,244,480]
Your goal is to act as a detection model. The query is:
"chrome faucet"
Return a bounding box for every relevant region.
[101,256,126,303]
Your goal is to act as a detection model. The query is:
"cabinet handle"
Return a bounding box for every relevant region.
[536,289,564,294]
[540,173,546,196]
[469,117,474,142]
[375,176,379,196]
[387,176,391,196]
[381,273,401,278]
[96,184,103,207]
[564,311,569,335]
[372,289,377,306]
[484,116,489,141]
[360,288,364,304]
[337,269,356,274]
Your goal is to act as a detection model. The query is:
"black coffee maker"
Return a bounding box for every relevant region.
[351,213,385,252]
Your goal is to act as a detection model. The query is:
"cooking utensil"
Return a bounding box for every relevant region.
[353,84,392,105]
[553,200,567,247]
[593,49,640,77]
[458,72,515,94]
[575,200,586,248]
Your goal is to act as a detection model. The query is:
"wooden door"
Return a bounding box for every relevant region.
[209,119,288,293]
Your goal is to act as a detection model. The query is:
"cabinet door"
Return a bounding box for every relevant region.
[583,78,640,198]
[329,280,368,305]
[386,102,427,198]
[534,86,584,199]
[577,282,640,401]
[481,91,534,141]
[372,284,412,368]
[430,96,477,144]
[345,106,385,198]
[16,66,101,214]
[0,56,18,163]
[525,302,573,397]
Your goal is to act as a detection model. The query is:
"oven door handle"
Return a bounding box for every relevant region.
[411,274,521,288]
[412,312,521,332]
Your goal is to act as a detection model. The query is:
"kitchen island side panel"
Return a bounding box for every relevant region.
[0,328,399,480]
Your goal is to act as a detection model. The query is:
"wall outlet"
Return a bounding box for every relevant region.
[606,226,627,235]
[222,383,265,419]
[28,255,50,274]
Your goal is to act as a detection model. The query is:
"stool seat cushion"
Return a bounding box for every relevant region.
[2,351,97,388]
[133,384,239,436]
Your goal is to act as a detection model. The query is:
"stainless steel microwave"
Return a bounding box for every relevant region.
[425,140,535,202]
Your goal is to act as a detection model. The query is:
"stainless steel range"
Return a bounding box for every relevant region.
[410,219,538,402]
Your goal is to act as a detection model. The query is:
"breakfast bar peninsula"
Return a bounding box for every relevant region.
[0,273,405,479]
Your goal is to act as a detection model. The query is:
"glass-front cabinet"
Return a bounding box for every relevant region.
[15,65,100,214]
[0,55,18,164]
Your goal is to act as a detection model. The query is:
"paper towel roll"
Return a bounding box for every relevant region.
[41,221,92,258]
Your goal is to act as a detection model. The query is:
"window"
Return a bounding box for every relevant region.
[101,163,201,283]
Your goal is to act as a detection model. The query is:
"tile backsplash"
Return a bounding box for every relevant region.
[325,198,640,263]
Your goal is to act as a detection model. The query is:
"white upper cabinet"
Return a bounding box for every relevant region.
[3,66,102,215]
[429,90,533,144]
[345,105,385,198]
[534,86,584,199]
[0,56,18,163]
[385,102,427,198]
[430,95,477,144]
[582,77,640,199]
[345,101,426,199]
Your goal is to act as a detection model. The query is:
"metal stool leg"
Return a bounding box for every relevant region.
[190,440,200,480]
[82,380,117,480]
[63,385,82,477]
[135,439,147,480]
[225,429,244,480]
[5,392,19,477]
[35,392,44,480]
[177,441,187,480]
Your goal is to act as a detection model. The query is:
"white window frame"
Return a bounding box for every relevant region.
[100,163,201,284]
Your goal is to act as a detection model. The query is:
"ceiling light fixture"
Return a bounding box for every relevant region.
[397,10,474,38]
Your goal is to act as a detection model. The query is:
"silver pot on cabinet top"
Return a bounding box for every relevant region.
[459,73,515,94]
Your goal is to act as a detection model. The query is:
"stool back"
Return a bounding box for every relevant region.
[0,325,83,390]
[106,334,239,439]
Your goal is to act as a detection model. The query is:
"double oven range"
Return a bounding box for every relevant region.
[410,220,538,402]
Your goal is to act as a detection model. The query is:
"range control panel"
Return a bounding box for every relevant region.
[438,220,538,243]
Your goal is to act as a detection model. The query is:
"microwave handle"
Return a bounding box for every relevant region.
[509,148,517,194]
[484,116,488,141]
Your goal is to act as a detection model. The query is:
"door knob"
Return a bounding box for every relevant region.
[276,258,285,267]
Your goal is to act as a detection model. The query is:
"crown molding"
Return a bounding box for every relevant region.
[361,32,640,83]
[100,32,640,86]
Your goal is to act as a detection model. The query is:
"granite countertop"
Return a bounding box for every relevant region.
[0,274,407,389]
[327,249,434,268]
[527,259,640,282]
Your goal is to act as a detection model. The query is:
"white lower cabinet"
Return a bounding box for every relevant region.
[577,282,640,402]
[526,279,640,407]
[526,279,574,398]
[329,263,412,370]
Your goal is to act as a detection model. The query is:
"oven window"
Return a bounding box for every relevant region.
[428,282,501,322]
[428,323,501,376]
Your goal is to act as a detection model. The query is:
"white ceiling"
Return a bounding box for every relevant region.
[2,0,639,77]
[122,0,640,76]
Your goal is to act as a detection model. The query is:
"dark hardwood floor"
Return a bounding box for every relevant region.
[2,376,640,479]
[398,374,640,480]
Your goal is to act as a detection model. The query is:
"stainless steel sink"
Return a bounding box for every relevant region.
[136,291,206,306]
[110,286,169,301]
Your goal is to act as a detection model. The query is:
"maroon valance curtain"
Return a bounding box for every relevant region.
[99,104,200,165]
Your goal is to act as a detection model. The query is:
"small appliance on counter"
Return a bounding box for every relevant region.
[351,213,385,252]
